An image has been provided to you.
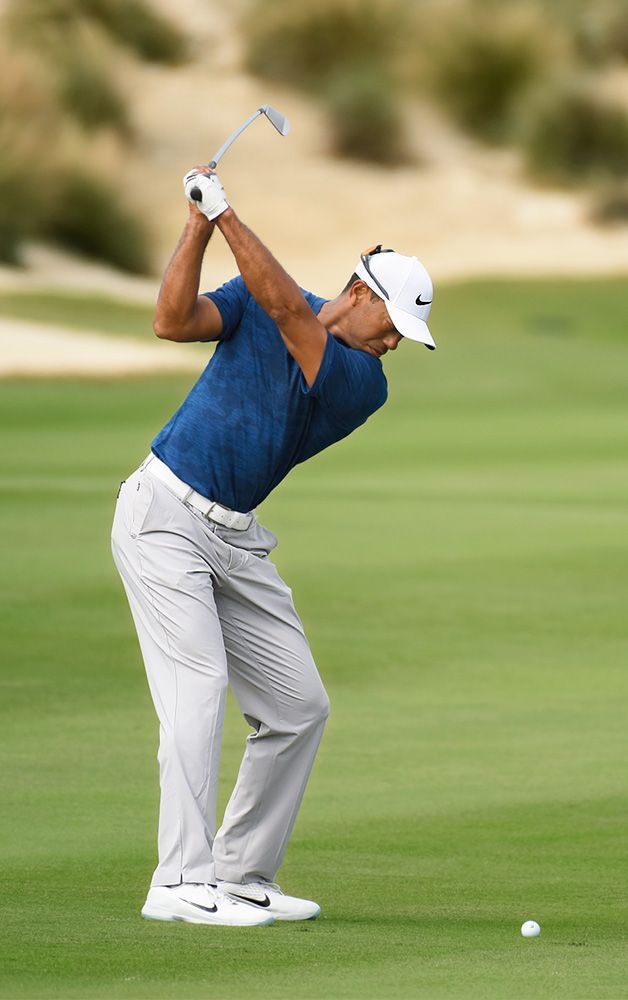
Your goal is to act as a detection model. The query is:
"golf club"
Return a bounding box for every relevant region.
[190,104,290,202]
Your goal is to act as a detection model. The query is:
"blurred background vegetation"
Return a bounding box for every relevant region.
[243,0,628,175]
[1,0,627,274]
[0,0,187,271]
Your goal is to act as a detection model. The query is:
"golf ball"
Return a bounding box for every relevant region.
[521,920,541,938]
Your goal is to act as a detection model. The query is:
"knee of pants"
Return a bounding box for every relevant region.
[316,687,331,725]
[254,682,329,739]
[295,682,330,733]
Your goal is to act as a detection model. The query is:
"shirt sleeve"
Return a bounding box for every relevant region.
[203,276,250,342]
[301,332,388,429]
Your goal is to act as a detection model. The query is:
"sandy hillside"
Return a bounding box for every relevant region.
[0,0,626,373]
[113,0,628,296]
[0,317,203,376]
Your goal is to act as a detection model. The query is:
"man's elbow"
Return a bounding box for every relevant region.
[153,318,179,341]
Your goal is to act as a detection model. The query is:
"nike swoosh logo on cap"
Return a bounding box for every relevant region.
[415,295,432,306]
[229,892,271,908]
[181,898,218,913]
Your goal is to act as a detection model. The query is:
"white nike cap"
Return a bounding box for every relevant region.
[354,245,436,350]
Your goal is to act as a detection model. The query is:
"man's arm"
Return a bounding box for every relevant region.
[153,207,224,343]
[216,208,327,386]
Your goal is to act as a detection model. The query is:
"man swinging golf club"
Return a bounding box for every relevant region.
[111,159,435,927]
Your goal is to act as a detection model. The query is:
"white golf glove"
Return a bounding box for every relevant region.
[183,169,229,222]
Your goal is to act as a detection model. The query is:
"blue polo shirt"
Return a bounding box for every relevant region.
[151,276,388,512]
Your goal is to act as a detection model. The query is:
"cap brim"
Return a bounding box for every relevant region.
[386,301,436,350]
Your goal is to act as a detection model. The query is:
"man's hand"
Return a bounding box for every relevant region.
[183,167,229,222]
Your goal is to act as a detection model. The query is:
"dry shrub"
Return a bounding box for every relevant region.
[0,0,163,271]
[522,76,628,184]
[568,1,628,65]
[0,47,62,263]
[243,0,409,163]
[7,4,131,136]
[56,37,132,136]
[420,1,568,143]
[42,168,152,274]
[6,0,187,137]
[325,69,408,165]
[7,0,187,64]
[81,0,188,64]
[243,0,403,93]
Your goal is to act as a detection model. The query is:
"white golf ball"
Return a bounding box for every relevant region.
[521,920,541,938]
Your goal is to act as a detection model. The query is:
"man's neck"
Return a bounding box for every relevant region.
[318,296,348,338]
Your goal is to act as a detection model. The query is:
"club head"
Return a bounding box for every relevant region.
[208,105,291,168]
[261,104,290,137]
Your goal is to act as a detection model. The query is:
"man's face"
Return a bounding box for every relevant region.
[341,282,404,358]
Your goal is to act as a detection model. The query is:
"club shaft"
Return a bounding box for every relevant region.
[209,110,263,168]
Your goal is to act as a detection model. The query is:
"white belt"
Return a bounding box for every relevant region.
[141,454,254,531]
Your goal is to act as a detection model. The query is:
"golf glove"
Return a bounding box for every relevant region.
[183,169,229,222]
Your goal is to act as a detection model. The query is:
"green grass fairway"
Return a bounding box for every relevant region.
[1,278,627,999]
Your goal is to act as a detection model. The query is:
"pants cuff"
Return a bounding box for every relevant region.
[151,861,216,887]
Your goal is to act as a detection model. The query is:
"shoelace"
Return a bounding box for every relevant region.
[214,879,285,898]
[257,880,283,895]
[235,880,284,896]
[201,883,242,907]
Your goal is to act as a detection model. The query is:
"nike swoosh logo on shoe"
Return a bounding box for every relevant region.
[181,899,218,913]
[230,892,271,908]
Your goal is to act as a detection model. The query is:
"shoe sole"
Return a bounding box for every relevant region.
[224,897,321,922]
[141,904,274,927]
[272,908,320,922]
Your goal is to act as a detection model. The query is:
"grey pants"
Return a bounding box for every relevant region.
[110,455,329,887]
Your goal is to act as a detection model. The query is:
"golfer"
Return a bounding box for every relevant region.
[111,167,435,926]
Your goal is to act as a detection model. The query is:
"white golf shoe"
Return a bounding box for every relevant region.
[218,880,320,921]
[141,882,274,926]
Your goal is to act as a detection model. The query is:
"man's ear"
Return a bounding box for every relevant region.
[348,280,370,305]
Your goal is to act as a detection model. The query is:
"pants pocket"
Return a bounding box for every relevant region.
[117,471,156,539]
